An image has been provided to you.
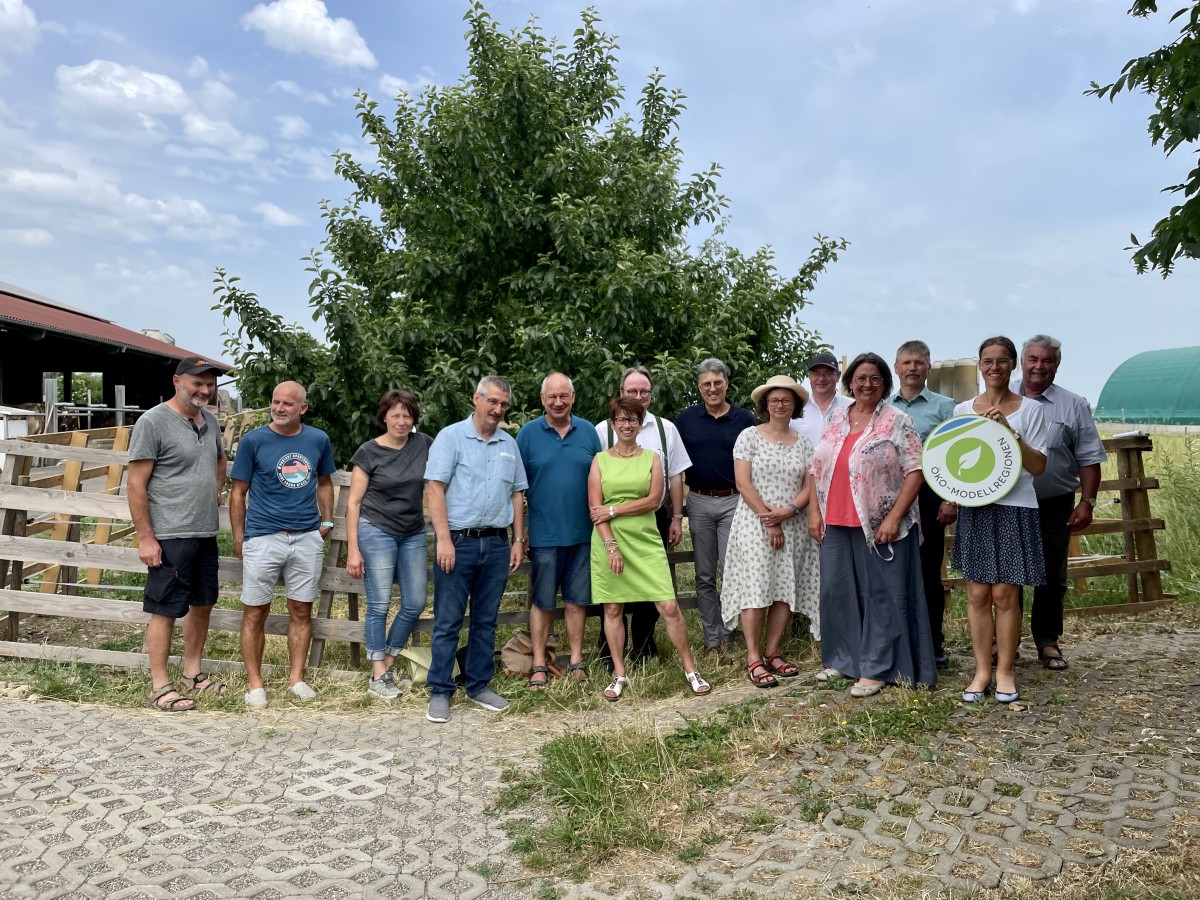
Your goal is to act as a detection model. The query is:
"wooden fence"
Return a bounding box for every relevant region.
[944,434,1172,615]
[0,427,697,677]
[0,429,1171,678]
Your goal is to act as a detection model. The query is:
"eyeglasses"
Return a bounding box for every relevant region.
[623,389,652,398]
[766,398,794,407]
[613,416,640,425]
[852,376,884,386]
[482,396,511,411]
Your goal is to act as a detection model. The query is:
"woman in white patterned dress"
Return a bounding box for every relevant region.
[720,375,821,689]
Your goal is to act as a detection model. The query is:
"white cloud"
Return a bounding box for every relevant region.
[378,67,438,98]
[178,113,268,162]
[186,56,210,79]
[194,80,238,116]
[0,0,39,66]
[274,114,310,140]
[817,41,875,77]
[0,226,53,247]
[242,0,377,70]
[56,60,190,116]
[277,144,337,180]
[0,165,247,244]
[271,79,330,105]
[254,201,303,227]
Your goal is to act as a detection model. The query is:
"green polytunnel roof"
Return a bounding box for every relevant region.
[1095,346,1200,425]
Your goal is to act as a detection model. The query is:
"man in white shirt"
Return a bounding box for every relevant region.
[594,365,691,664]
[790,351,852,450]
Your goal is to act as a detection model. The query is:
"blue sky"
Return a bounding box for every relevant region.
[0,0,1195,403]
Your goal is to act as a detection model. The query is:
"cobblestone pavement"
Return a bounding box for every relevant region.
[2,627,1198,899]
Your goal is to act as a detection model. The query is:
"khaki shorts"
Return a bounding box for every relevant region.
[241,530,324,606]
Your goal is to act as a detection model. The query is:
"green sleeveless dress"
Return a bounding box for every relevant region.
[590,450,675,604]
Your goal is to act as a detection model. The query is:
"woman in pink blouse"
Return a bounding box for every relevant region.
[808,352,938,697]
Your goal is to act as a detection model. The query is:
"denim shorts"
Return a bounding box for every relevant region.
[528,543,591,611]
[241,530,324,606]
[142,537,219,619]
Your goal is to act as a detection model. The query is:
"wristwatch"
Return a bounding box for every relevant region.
[1082,497,1097,508]
[512,536,527,544]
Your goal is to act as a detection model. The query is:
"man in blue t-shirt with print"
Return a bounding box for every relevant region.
[230,381,336,709]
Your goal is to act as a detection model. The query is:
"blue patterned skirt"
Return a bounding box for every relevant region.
[951,504,1046,586]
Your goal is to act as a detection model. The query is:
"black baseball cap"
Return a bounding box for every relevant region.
[175,356,224,376]
[807,351,840,372]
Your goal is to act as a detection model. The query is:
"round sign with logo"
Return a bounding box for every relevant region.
[921,414,1023,507]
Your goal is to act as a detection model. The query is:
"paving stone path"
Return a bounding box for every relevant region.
[2,626,1198,899]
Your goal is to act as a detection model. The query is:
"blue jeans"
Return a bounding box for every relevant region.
[428,533,510,698]
[357,519,429,661]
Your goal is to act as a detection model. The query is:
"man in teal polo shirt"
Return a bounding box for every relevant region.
[424,376,528,724]
[516,373,602,689]
[888,340,956,667]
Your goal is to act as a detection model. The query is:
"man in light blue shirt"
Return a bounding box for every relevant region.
[1018,335,1107,671]
[888,340,957,668]
[516,373,601,688]
[423,376,528,723]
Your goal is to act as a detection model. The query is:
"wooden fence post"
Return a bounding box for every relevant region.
[39,431,90,594]
[87,426,131,585]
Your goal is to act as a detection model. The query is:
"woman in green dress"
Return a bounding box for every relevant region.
[589,396,712,701]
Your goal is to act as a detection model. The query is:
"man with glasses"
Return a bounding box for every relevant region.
[791,351,852,449]
[594,365,691,664]
[888,340,957,667]
[128,356,228,712]
[675,358,756,656]
[423,376,528,723]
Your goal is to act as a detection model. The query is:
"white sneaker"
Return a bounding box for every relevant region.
[244,687,268,708]
[288,681,317,701]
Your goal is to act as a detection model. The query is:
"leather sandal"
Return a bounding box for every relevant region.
[178,672,228,696]
[565,662,589,682]
[685,671,712,696]
[747,660,779,689]
[149,685,195,712]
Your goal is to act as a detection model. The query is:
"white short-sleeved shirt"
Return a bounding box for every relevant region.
[952,398,1048,509]
[789,393,851,450]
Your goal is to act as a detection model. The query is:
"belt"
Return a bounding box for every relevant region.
[450,527,507,538]
[690,488,738,497]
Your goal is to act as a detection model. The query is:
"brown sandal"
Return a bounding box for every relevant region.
[149,685,195,712]
[747,660,778,689]
[178,672,228,696]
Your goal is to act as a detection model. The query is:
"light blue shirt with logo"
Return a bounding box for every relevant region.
[231,424,336,538]
[424,417,529,530]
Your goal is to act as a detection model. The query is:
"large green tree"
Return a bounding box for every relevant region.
[215,4,845,460]
[1089,0,1200,275]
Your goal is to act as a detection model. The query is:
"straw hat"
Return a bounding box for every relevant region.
[750,374,809,407]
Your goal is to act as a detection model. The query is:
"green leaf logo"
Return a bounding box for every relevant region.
[956,445,982,477]
[947,438,995,484]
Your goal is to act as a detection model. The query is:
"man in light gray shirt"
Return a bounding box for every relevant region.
[1018,335,1107,671]
[128,356,228,711]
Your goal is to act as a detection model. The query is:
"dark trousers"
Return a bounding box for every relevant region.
[916,483,947,653]
[597,504,675,665]
[1025,492,1074,649]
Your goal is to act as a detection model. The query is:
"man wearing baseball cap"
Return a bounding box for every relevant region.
[790,350,851,450]
[128,355,228,711]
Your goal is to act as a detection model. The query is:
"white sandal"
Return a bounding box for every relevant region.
[685,671,711,696]
[603,675,628,702]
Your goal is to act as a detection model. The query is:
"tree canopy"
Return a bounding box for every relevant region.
[215,4,845,461]
[1088,0,1200,276]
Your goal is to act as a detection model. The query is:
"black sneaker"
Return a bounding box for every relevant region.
[935,650,950,669]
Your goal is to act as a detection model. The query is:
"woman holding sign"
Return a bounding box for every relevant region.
[809,352,936,698]
[946,336,1047,705]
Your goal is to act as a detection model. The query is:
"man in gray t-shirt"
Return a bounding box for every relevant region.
[128,356,227,711]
